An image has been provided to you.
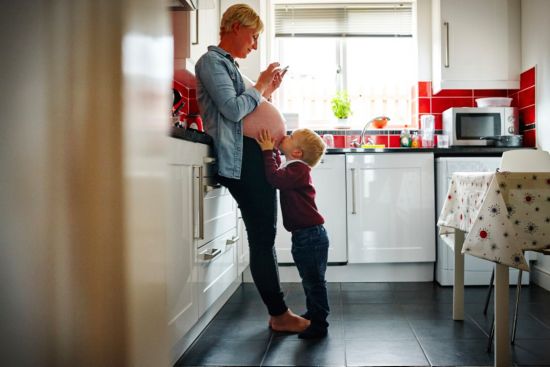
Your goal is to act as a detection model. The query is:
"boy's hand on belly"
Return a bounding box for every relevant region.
[256,129,275,151]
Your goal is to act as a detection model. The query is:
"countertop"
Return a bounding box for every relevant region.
[169,128,526,157]
[325,146,525,157]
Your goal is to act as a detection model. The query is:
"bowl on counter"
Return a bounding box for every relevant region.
[475,97,512,107]
[371,117,389,129]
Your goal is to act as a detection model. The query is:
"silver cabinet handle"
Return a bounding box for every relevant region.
[193,165,205,239]
[205,183,222,192]
[444,21,450,68]
[192,10,199,45]
[203,156,216,164]
[226,236,240,245]
[201,248,221,261]
[350,168,357,214]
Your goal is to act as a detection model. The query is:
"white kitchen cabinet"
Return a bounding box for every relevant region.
[167,140,208,346]
[275,154,348,264]
[346,153,435,263]
[431,0,520,92]
[169,138,239,362]
[197,227,238,315]
[172,1,220,68]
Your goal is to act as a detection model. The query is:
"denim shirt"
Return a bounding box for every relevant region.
[195,46,262,179]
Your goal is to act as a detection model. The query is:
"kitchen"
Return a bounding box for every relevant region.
[1,1,550,367]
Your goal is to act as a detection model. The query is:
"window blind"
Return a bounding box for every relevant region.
[274,3,412,37]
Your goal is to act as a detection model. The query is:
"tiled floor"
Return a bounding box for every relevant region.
[176,282,550,366]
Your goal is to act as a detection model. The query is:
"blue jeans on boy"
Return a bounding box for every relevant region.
[291,224,330,329]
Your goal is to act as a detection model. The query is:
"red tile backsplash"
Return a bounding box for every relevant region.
[432,89,472,97]
[520,105,536,126]
[519,86,535,108]
[418,81,431,97]
[520,66,535,90]
[523,129,536,147]
[473,90,508,98]
[325,67,537,150]
[431,97,473,113]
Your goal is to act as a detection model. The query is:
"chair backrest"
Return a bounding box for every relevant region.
[499,149,550,172]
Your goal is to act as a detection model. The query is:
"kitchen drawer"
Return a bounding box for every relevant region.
[196,186,237,248]
[197,228,238,316]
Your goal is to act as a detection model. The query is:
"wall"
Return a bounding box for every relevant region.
[522,0,550,290]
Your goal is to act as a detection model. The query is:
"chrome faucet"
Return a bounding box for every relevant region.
[359,116,390,146]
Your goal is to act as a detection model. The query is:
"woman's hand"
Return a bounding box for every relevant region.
[256,129,275,151]
[263,70,285,101]
[254,62,280,95]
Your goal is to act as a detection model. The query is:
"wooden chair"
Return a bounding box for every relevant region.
[485,149,550,351]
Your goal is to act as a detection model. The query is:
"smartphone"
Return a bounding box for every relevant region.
[281,65,290,75]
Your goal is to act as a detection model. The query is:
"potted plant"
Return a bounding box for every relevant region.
[331,90,352,128]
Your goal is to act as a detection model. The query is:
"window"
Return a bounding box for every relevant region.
[272,2,416,129]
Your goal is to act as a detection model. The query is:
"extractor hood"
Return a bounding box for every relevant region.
[170,0,214,11]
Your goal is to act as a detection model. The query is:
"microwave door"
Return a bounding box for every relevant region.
[456,113,501,145]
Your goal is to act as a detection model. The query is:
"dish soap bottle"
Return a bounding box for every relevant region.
[411,132,420,148]
[400,129,411,147]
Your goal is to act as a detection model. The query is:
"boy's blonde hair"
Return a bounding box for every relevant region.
[292,128,326,167]
[220,4,264,37]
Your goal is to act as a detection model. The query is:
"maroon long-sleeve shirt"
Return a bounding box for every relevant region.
[262,150,324,232]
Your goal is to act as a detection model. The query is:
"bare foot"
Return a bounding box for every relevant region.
[269,309,310,333]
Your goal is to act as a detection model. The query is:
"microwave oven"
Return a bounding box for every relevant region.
[442,107,518,146]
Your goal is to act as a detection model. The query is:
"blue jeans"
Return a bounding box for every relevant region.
[291,224,330,327]
[217,137,288,316]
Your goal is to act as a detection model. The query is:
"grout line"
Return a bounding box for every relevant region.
[259,331,274,367]
[406,317,433,367]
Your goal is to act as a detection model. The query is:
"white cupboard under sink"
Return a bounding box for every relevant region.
[346,153,435,264]
[275,154,347,264]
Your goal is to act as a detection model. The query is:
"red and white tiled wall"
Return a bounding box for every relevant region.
[323,66,537,148]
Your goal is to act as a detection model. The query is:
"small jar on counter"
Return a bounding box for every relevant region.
[411,132,420,148]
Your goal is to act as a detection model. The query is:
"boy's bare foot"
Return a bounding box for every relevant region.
[269,309,310,333]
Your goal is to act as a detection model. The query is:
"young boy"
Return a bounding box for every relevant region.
[256,128,329,339]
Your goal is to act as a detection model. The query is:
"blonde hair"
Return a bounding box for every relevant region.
[291,129,326,167]
[220,4,264,37]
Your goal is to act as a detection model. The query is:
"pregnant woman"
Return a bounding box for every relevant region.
[195,3,309,333]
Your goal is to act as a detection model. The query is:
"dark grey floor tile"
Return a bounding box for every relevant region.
[270,319,344,340]
[341,282,392,291]
[512,339,550,366]
[341,290,394,304]
[419,338,494,366]
[391,281,438,291]
[345,339,429,366]
[216,301,271,321]
[392,289,453,304]
[263,337,346,367]
[343,319,416,340]
[176,338,269,366]
[199,319,272,342]
[342,303,405,321]
[409,318,488,340]
[399,302,454,320]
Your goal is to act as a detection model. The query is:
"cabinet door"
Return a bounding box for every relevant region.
[167,165,198,344]
[346,153,435,263]
[275,154,347,263]
[197,228,238,315]
[432,0,520,91]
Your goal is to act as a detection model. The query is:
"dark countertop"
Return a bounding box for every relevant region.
[170,126,212,145]
[169,127,526,157]
[326,146,526,157]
